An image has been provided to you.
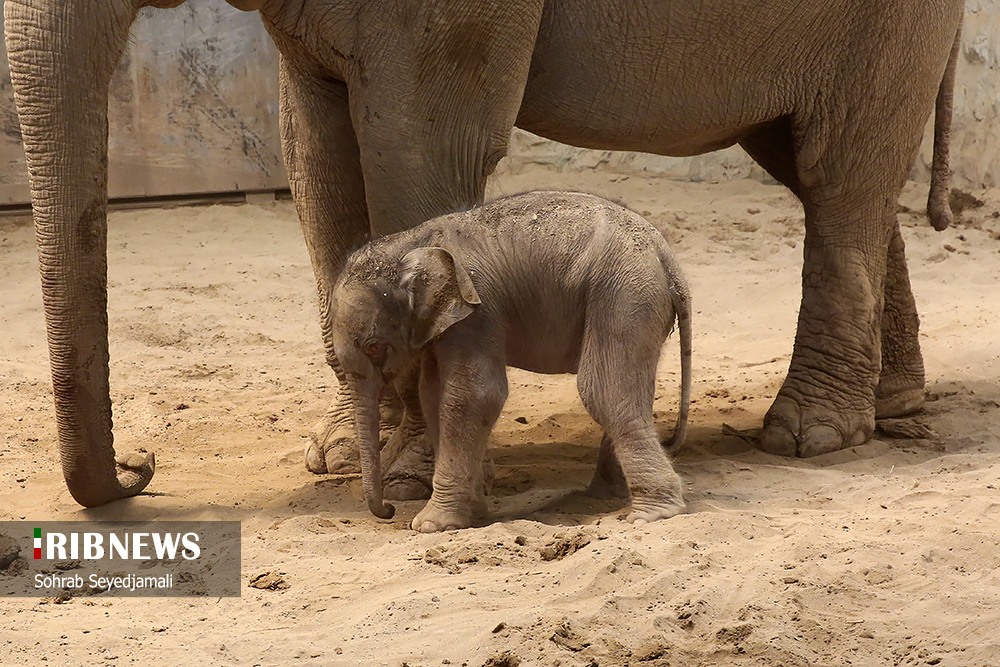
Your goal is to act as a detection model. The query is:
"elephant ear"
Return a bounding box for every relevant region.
[400,247,481,348]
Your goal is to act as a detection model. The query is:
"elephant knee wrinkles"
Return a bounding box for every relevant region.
[595,405,654,435]
[440,381,506,429]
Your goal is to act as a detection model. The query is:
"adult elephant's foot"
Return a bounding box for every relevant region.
[874,378,925,419]
[874,328,926,418]
[759,223,894,458]
[379,416,435,501]
[759,390,874,458]
[875,323,926,419]
[305,386,404,475]
[380,429,495,502]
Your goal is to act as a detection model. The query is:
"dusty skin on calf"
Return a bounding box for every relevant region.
[329,191,693,532]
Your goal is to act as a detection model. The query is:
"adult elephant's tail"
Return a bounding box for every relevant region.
[5,0,154,506]
[927,19,962,232]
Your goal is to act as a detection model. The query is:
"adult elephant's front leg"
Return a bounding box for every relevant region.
[760,202,895,458]
[347,2,544,235]
[331,3,542,498]
[278,59,434,498]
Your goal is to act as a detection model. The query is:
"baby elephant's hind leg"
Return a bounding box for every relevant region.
[577,317,684,523]
[587,434,629,499]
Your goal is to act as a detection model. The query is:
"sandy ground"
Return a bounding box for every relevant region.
[2,166,1000,666]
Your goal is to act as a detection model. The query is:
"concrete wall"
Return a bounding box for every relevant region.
[0,2,996,205]
[104,3,286,199]
[0,1,285,205]
[932,0,1000,189]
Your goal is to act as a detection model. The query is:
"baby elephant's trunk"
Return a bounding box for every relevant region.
[353,382,395,520]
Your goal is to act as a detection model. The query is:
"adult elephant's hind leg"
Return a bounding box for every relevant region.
[745,123,883,456]
[875,222,925,418]
[759,4,960,456]
[741,123,926,422]
[760,178,899,458]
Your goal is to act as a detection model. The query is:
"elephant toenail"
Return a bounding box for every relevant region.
[326,457,361,475]
[797,424,844,458]
[847,428,869,448]
[305,443,328,474]
[759,424,797,457]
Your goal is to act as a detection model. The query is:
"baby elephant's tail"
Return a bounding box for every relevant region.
[666,296,692,455]
[659,248,692,455]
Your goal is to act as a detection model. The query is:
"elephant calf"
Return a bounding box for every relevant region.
[331,191,692,532]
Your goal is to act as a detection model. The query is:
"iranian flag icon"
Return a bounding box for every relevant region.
[33,528,41,559]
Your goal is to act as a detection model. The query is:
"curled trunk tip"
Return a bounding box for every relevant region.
[67,451,155,508]
[368,497,395,519]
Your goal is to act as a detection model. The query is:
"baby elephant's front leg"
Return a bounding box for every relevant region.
[411,352,508,533]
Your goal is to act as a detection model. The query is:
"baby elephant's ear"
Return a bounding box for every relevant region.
[400,247,481,348]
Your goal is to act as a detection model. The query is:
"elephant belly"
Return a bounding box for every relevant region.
[518,0,810,156]
[504,315,584,376]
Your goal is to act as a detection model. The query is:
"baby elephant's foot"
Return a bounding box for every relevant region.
[874,380,925,419]
[411,503,474,533]
[626,497,685,524]
[626,471,685,524]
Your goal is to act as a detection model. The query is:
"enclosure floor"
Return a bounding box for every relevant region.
[2,167,999,666]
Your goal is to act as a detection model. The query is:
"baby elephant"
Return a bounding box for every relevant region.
[331,191,692,532]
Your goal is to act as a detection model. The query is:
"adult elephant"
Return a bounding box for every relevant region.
[5,0,962,507]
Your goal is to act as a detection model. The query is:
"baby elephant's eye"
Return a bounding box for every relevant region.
[364,341,388,359]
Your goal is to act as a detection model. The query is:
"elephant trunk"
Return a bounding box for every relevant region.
[5,0,153,507]
[351,378,395,519]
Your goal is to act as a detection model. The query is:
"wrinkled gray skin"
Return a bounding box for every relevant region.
[332,192,692,532]
[4,0,961,506]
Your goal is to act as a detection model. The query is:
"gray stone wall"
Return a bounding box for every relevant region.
[930,0,1000,189]
[506,3,1000,190]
